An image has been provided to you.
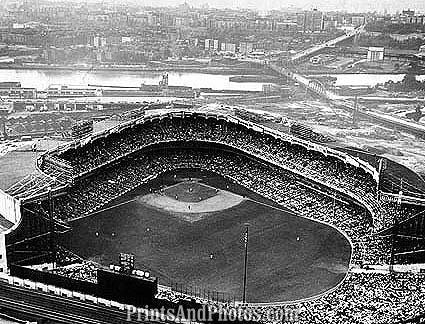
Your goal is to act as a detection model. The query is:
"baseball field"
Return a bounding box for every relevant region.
[62,169,351,304]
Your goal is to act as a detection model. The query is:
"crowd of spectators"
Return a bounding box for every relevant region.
[47,257,425,324]
[50,147,388,266]
[153,269,425,324]
[294,271,425,324]
[51,261,98,284]
[43,113,418,230]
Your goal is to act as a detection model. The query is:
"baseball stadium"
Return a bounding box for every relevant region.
[1,108,425,323]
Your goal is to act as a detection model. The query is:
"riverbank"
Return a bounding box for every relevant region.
[0,63,264,75]
[306,71,410,75]
[229,75,283,83]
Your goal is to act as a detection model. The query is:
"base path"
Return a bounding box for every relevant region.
[138,185,246,222]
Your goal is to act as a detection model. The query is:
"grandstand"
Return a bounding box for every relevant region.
[1,109,425,323]
[35,111,425,230]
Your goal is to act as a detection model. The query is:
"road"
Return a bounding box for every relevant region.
[340,95,425,103]
[290,25,364,63]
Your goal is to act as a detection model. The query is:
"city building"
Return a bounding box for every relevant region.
[352,16,365,27]
[297,9,324,32]
[367,47,385,61]
[408,15,425,25]
[402,9,415,17]
[239,42,253,54]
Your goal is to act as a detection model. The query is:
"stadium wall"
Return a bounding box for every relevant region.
[9,265,158,308]
[0,189,20,224]
[0,189,22,276]
[9,264,98,296]
[0,235,6,275]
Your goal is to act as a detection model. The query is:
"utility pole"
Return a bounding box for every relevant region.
[242,223,250,304]
[48,187,56,266]
[391,179,403,271]
[390,217,398,272]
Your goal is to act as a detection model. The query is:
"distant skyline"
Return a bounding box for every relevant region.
[118,0,425,13]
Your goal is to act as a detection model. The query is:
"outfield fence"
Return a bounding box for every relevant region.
[167,281,237,306]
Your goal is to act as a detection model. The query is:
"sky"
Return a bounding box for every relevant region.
[122,0,425,13]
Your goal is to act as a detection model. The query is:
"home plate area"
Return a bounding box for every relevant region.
[138,180,246,222]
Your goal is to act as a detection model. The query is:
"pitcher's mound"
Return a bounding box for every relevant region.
[138,181,246,222]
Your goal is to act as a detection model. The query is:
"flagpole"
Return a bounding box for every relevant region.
[242,223,250,304]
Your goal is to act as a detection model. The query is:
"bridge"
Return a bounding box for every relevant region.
[256,30,425,207]
[333,98,425,136]
[290,25,365,64]
[280,72,425,138]
[281,71,425,138]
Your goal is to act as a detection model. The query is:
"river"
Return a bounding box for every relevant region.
[2,69,425,91]
[0,69,268,91]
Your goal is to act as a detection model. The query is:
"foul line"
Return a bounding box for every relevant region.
[70,198,138,222]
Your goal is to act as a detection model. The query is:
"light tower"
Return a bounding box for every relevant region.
[242,222,250,303]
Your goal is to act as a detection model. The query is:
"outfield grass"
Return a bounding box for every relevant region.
[62,169,351,303]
